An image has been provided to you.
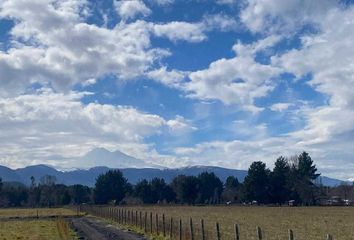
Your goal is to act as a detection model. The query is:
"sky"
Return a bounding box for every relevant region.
[0,0,354,180]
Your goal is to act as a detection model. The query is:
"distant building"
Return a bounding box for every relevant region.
[326,196,344,206]
[288,200,296,206]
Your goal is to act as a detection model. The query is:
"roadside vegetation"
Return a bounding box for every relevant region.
[84,205,354,240]
[0,207,77,218]
[0,218,77,240]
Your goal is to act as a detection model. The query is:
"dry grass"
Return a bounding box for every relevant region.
[118,205,354,240]
[0,208,77,219]
[0,219,77,240]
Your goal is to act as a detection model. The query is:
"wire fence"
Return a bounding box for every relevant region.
[78,205,335,240]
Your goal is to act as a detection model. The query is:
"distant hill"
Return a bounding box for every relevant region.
[0,164,247,187]
[74,148,161,169]
[317,176,349,187]
[0,164,350,187]
[0,166,21,182]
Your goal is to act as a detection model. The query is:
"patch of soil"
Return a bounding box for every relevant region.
[71,216,147,240]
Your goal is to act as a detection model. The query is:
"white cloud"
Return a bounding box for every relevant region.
[216,0,237,5]
[82,78,97,87]
[167,115,197,135]
[169,3,354,179]
[272,6,354,146]
[153,21,207,43]
[150,0,174,5]
[202,14,238,32]
[0,0,168,95]
[152,14,238,43]
[146,67,188,87]
[114,0,151,21]
[270,103,293,112]
[1,0,353,180]
[174,138,297,170]
[0,89,194,168]
[240,0,337,33]
[0,1,239,97]
[185,36,282,112]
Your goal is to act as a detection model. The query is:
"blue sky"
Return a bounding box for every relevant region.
[0,0,354,180]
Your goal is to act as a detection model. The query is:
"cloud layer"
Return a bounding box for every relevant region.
[0,0,353,180]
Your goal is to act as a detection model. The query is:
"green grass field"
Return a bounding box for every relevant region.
[0,208,78,240]
[0,208,77,218]
[118,206,354,240]
[0,219,77,240]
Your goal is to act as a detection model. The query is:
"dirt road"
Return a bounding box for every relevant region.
[71,216,147,240]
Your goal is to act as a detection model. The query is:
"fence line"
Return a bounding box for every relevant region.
[79,205,335,240]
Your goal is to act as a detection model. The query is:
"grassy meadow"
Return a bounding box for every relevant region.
[0,208,77,218]
[117,205,354,240]
[0,219,77,240]
[0,208,78,240]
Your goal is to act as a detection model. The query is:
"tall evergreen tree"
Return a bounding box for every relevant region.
[291,152,320,205]
[297,152,320,180]
[222,176,240,203]
[93,170,128,204]
[134,179,153,203]
[270,156,291,204]
[243,161,271,204]
[171,175,199,204]
[225,176,239,189]
[197,172,223,204]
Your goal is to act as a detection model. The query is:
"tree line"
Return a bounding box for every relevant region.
[0,152,353,207]
[93,152,324,205]
[0,175,91,207]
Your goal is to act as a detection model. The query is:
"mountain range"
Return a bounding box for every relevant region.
[0,164,248,187]
[0,148,351,187]
[0,164,349,187]
[73,147,162,169]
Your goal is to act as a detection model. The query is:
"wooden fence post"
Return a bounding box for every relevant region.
[234,224,240,240]
[257,226,262,240]
[179,219,182,240]
[140,211,142,229]
[156,213,159,234]
[150,212,153,234]
[144,212,147,233]
[201,219,205,240]
[163,214,166,237]
[288,229,294,240]
[216,222,221,240]
[131,210,133,225]
[119,209,121,223]
[189,218,194,240]
[170,218,173,239]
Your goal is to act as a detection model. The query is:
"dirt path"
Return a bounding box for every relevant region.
[71,216,147,240]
